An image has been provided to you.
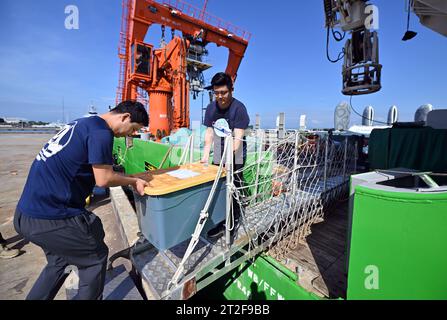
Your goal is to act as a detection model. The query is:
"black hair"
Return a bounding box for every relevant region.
[210,72,233,90]
[110,100,149,127]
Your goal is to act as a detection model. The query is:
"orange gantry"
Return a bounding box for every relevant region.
[116,0,250,139]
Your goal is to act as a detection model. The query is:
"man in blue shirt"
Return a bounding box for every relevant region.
[14,100,149,300]
[201,72,250,239]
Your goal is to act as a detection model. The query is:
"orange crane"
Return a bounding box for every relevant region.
[116,0,250,139]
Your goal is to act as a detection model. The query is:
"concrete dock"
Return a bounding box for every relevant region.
[0,134,143,300]
[0,134,350,301]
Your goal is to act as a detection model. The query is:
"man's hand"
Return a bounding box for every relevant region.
[133,178,149,196]
[200,155,209,164]
[92,165,150,195]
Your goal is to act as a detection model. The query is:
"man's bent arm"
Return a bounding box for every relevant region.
[92,165,148,195]
[234,128,245,153]
[201,127,214,162]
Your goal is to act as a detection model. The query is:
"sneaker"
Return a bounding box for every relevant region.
[0,244,20,259]
[232,218,240,233]
[206,219,240,240]
[206,222,225,239]
[231,218,241,238]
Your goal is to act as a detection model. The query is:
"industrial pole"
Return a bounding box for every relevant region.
[200,0,209,21]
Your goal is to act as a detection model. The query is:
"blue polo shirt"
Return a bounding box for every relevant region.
[203,98,250,165]
[17,116,114,219]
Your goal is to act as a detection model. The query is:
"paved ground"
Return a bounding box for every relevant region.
[0,134,52,223]
[0,134,133,300]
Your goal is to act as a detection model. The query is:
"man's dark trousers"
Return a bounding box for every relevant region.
[233,162,245,221]
[14,208,109,300]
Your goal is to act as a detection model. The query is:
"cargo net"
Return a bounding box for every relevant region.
[169,131,358,287]
[233,131,358,260]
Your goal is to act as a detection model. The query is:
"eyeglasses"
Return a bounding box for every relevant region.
[213,90,230,97]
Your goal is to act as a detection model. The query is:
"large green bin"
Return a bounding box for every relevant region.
[347,171,447,299]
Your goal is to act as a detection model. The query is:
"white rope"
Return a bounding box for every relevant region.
[230,131,357,259]
[168,130,358,288]
[168,137,230,288]
[178,134,193,166]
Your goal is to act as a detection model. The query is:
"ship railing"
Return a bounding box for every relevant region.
[130,130,358,299]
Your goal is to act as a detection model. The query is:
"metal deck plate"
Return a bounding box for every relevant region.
[131,175,349,300]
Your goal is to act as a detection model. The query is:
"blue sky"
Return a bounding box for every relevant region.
[0,0,446,128]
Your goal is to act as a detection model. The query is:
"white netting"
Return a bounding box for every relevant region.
[232,130,357,260]
[169,130,358,286]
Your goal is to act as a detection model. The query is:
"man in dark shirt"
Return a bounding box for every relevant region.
[201,72,250,239]
[14,100,149,300]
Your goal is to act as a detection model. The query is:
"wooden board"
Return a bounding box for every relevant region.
[282,201,349,299]
[131,162,226,196]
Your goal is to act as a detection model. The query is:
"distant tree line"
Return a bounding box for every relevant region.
[0,119,50,126]
[28,121,50,126]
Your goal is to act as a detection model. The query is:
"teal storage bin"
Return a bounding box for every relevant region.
[134,178,226,250]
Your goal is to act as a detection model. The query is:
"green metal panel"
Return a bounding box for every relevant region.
[195,254,321,300]
[347,185,447,299]
[113,138,197,174]
[113,138,274,187]
[113,138,322,300]
[242,152,274,204]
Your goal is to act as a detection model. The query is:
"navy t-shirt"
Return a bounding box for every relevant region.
[203,98,250,165]
[17,116,114,219]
